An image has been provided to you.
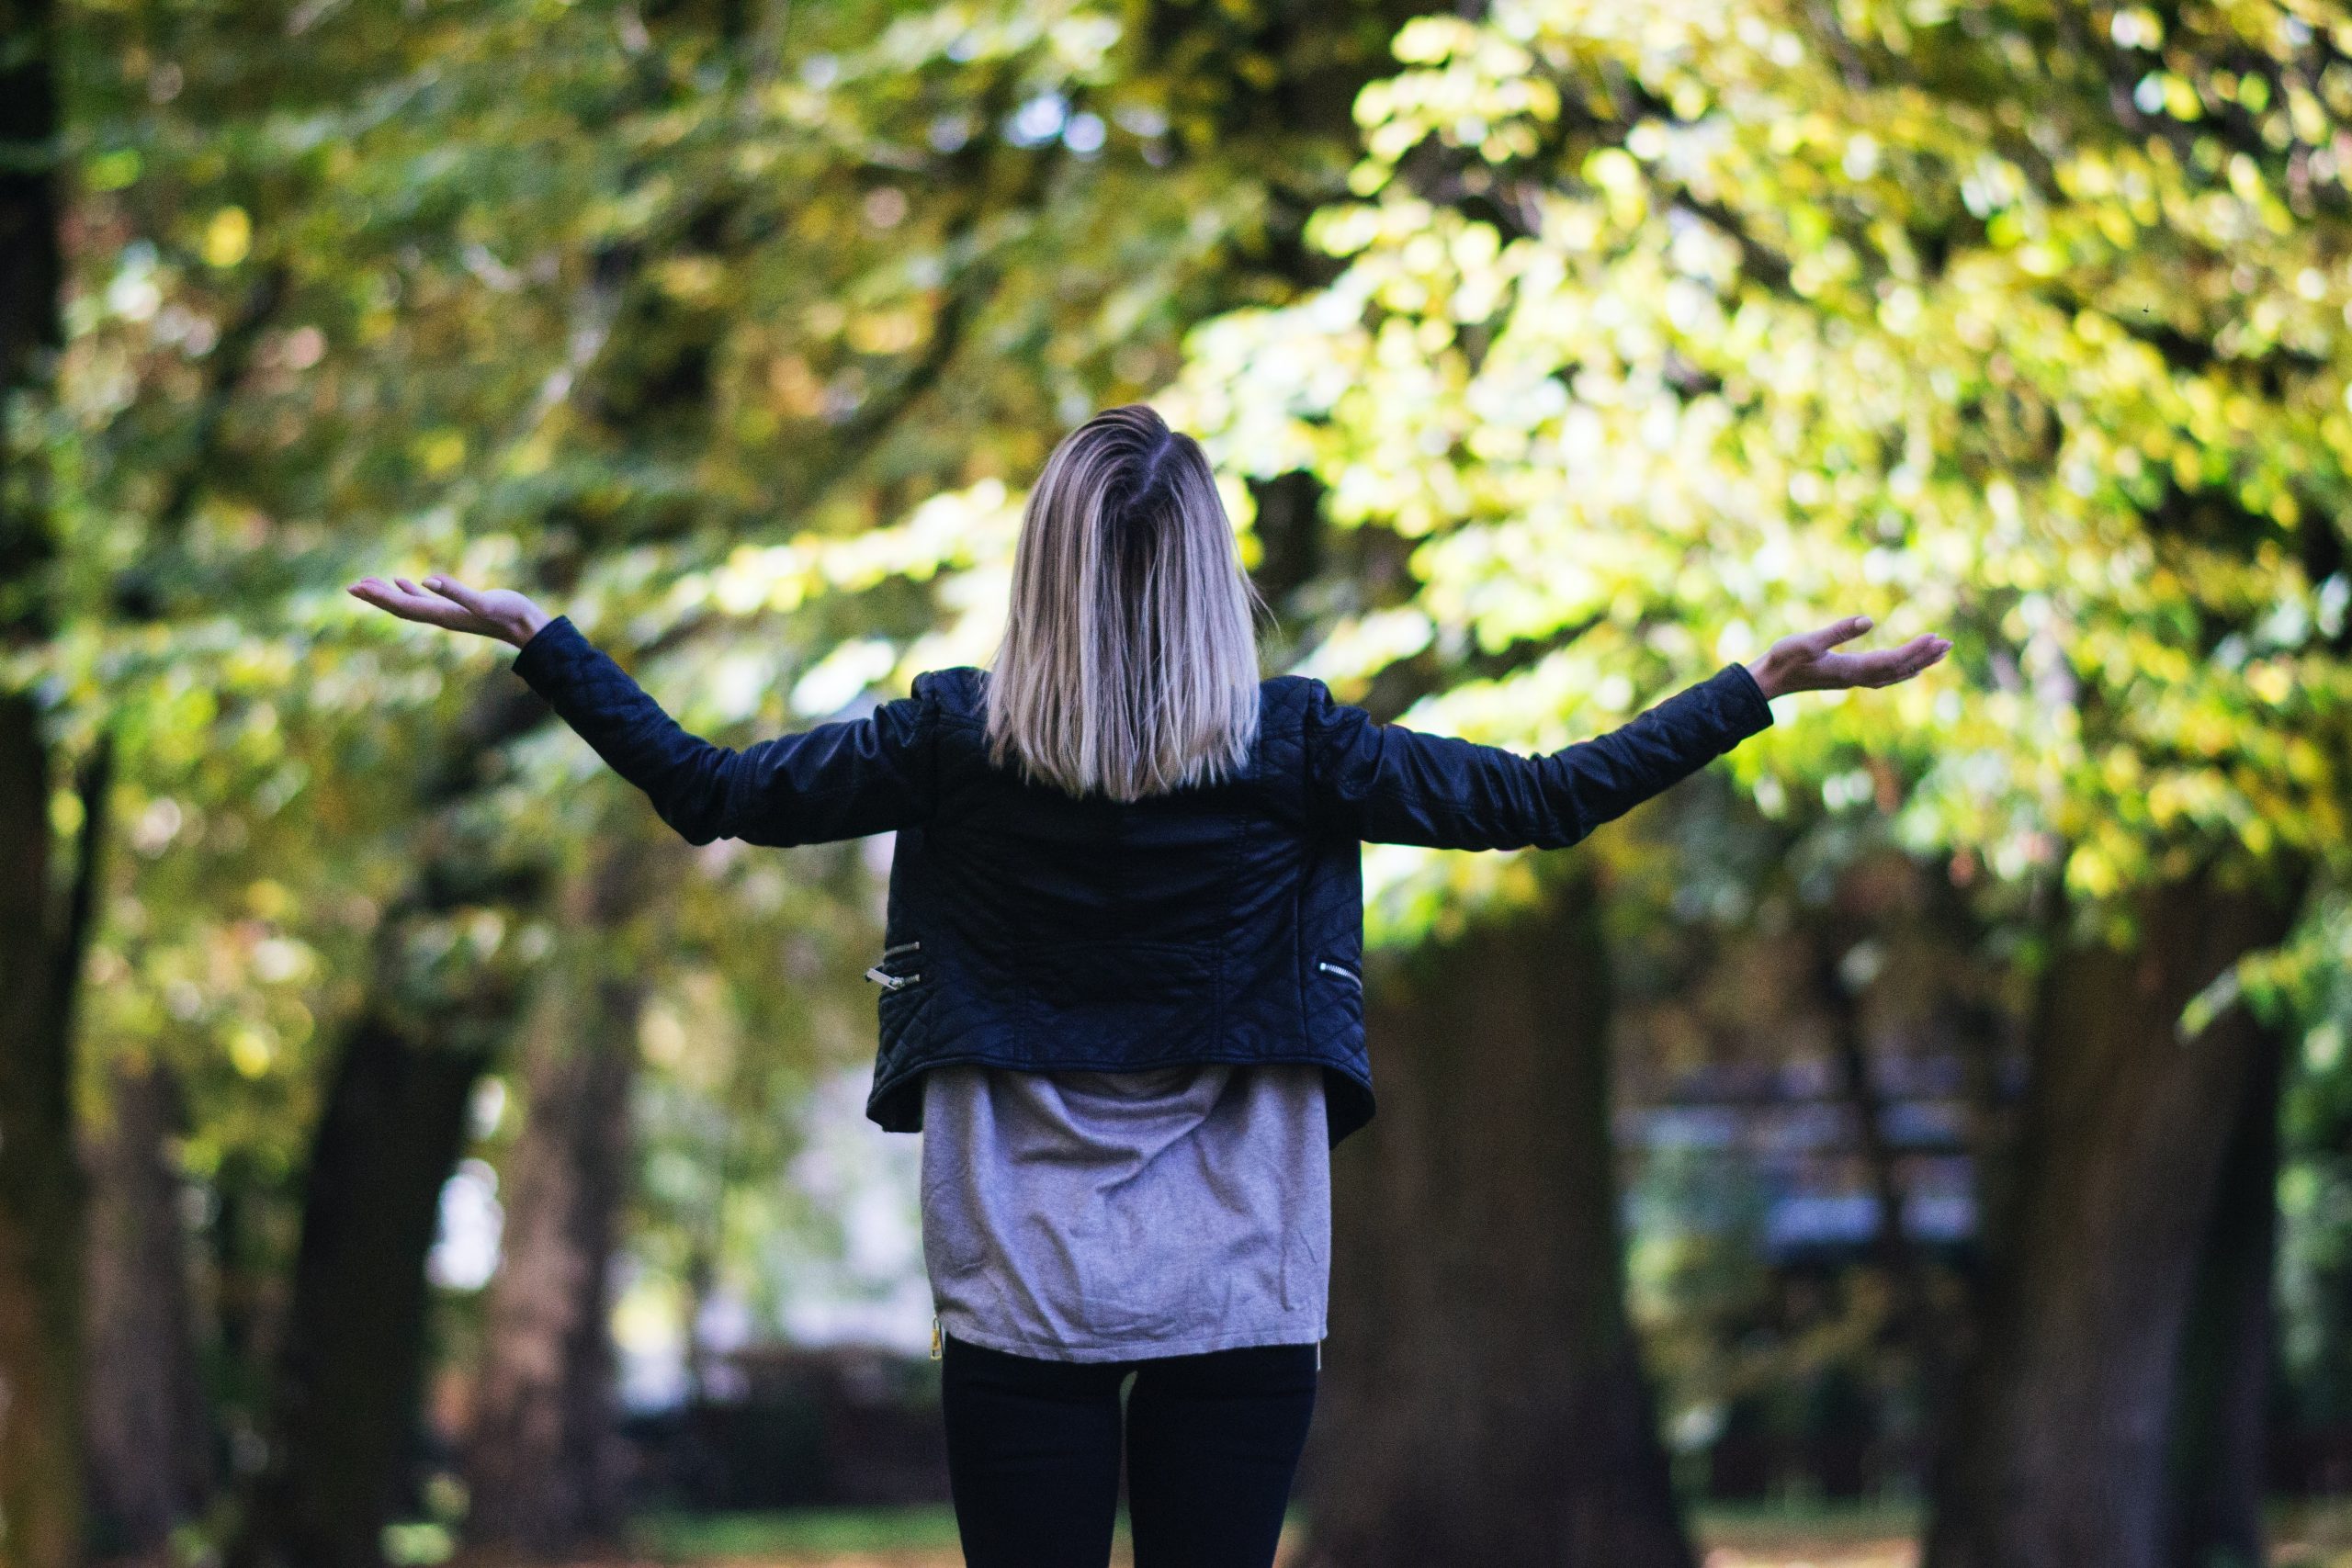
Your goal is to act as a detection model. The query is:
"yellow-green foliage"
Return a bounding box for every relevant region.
[1166,0,2352,947]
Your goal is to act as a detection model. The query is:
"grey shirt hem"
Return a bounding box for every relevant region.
[939,1311,1328,1365]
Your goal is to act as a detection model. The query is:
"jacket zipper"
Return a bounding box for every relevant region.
[1317,959,1363,992]
[866,940,922,991]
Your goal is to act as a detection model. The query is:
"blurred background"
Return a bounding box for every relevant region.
[5,1,2352,1566]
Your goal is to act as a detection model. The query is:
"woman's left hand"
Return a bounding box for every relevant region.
[1747,615,1950,700]
[348,574,552,649]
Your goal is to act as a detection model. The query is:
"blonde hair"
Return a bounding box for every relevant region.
[986,405,1264,801]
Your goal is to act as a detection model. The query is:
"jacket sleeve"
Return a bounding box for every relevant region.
[1303,662,1774,851]
[510,615,933,846]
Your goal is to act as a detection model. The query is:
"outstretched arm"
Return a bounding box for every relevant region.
[1308,614,1950,852]
[348,574,931,845]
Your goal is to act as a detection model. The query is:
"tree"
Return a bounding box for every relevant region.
[1303,867,1692,1568]
[41,0,1460,1557]
[83,1053,212,1559]
[1928,864,2304,1568]
[1169,2,2352,1562]
[0,0,106,1561]
[460,834,662,1558]
[224,671,548,1568]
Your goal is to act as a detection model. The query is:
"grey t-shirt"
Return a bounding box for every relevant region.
[919,1061,1330,1363]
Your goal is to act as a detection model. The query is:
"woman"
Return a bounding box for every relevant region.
[351,403,1949,1568]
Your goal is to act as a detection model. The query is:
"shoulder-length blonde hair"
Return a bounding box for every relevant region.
[985,404,1264,802]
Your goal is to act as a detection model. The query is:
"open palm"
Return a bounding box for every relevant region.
[1749,615,1950,699]
[347,574,550,649]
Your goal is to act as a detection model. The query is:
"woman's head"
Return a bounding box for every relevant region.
[986,405,1264,802]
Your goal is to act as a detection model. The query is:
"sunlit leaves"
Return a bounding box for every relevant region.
[1170,0,2352,945]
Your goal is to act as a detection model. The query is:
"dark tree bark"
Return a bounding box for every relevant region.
[2165,1008,2288,1568]
[82,1057,212,1560]
[0,0,61,420]
[0,0,82,1557]
[1924,862,2307,1568]
[1298,872,1693,1568]
[461,840,655,1559]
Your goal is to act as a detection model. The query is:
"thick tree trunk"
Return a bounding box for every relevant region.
[1923,863,2306,1568]
[0,0,80,1557]
[2165,1010,2287,1568]
[462,843,653,1559]
[228,1015,490,1568]
[82,1057,212,1560]
[1299,873,1693,1568]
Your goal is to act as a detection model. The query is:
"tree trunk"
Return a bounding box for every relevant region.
[0,0,81,1557]
[228,1016,490,1568]
[2165,1007,2287,1568]
[82,1056,212,1560]
[462,842,654,1559]
[1923,863,2306,1568]
[228,678,550,1568]
[0,700,91,1568]
[1299,872,1693,1568]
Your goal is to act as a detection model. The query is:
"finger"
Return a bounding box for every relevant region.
[1822,649,1897,686]
[348,578,413,610]
[1803,615,1876,656]
[424,575,491,615]
[351,577,432,611]
[1894,634,1948,675]
[1845,637,1945,686]
[349,579,468,629]
[395,577,426,597]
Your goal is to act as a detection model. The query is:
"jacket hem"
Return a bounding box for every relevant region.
[867,1052,1374,1146]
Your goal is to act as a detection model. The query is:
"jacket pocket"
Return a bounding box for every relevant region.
[1312,955,1366,1055]
[870,940,931,1069]
[865,939,923,991]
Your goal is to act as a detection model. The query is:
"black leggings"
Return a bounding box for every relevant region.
[939,1331,1318,1568]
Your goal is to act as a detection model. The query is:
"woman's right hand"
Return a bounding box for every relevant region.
[1746,615,1950,700]
[348,574,553,649]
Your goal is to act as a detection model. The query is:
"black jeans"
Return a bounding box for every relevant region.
[939,1331,1319,1568]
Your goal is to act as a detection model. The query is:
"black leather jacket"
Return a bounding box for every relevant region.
[512,616,1775,1145]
